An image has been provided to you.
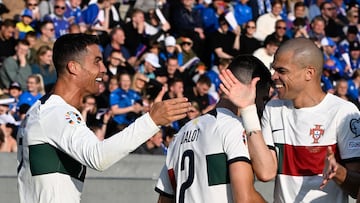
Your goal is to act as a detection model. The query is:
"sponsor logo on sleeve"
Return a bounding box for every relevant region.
[350,118,360,138]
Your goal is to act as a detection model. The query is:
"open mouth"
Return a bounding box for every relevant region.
[95,78,103,82]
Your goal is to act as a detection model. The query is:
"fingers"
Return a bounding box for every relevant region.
[154,86,167,103]
[326,146,333,156]
[219,83,230,96]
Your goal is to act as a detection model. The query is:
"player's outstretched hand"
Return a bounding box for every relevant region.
[219,69,259,109]
[150,97,191,126]
[320,146,338,189]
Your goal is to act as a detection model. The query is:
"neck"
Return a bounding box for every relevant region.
[53,77,84,110]
[292,87,326,108]
[216,98,240,116]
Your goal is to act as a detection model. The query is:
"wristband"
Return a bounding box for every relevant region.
[240,104,261,132]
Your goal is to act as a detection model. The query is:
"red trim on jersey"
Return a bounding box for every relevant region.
[279,144,337,176]
[168,168,177,191]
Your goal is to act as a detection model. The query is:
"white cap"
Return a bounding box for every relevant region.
[204,0,212,4]
[0,114,16,125]
[145,53,161,68]
[165,36,176,47]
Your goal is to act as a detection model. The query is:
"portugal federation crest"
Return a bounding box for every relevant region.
[309,124,324,144]
[65,111,82,125]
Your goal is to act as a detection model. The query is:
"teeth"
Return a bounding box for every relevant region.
[275,84,283,88]
[95,78,102,82]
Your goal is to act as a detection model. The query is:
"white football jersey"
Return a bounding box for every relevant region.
[262,94,360,203]
[17,95,160,203]
[155,108,250,203]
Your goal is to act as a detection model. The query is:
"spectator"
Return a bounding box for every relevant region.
[159,35,183,67]
[33,20,55,50]
[80,94,110,141]
[123,9,147,57]
[343,9,360,35]
[347,69,360,102]
[201,0,229,34]
[105,50,135,82]
[290,17,310,39]
[24,31,38,64]
[253,0,283,42]
[253,37,280,73]
[38,0,53,19]
[17,74,45,108]
[319,1,344,42]
[308,15,326,45]
[24,0,41,23]
[264,19,290,45]
[138,52,162,80]
[171,0,205,60]
[0,40,32,91]
[109,72,143,131]
[103,27,132,65]
[184,74,215,114]
[43,0,70,39]
[160,126,176,155]
[81,0,111,34]
[132,130,164,155]
[164,56,184,81]
[234,0,252,28]
[309,0,324,21]
[163,77,184,100]
[321,37,347,81]
[16,9,35,40]
[64,0,85,27]
[7,82,22,117]
[339,25,359,54]
[334,78,360,109]
[0,122,17,152]
[31,45,57,93]
[348,40,360,71]
[210,13,241,65]
[0,19,17,65]
[239,20,262,55]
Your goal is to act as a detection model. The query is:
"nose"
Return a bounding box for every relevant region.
[271,71,278,81]
[99,61,106,73]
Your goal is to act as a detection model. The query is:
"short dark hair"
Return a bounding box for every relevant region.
[197,74,211,87]
[227,55,272,119]
[53,33,100,75]
[0,18,16,28]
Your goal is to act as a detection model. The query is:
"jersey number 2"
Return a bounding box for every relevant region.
[179,150,195,203]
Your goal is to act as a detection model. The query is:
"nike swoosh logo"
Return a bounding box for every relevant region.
[272,129,284,133]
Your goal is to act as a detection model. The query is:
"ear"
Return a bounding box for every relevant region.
[67,61,78,75]
[305,66,316,81]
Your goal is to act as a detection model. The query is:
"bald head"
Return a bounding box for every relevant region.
[275,38,324,77]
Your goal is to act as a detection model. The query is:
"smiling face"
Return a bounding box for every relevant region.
[271,51,306,100]
[77,44,106,95]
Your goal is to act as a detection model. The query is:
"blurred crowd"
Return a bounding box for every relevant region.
[0,0,359,154]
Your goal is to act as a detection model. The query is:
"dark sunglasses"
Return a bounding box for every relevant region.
[54,5,66,10]
[276,26,286,30]
[325,7,336,10]
[27,3,38,6]
[246,26,256,29]
[181,42,192,46]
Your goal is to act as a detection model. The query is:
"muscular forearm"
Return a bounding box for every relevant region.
[336,165,360,198]
[247,130,277,181]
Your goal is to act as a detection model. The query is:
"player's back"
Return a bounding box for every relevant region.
[165,108,250,203]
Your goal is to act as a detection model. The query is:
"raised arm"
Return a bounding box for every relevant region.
[219,69,277,181]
